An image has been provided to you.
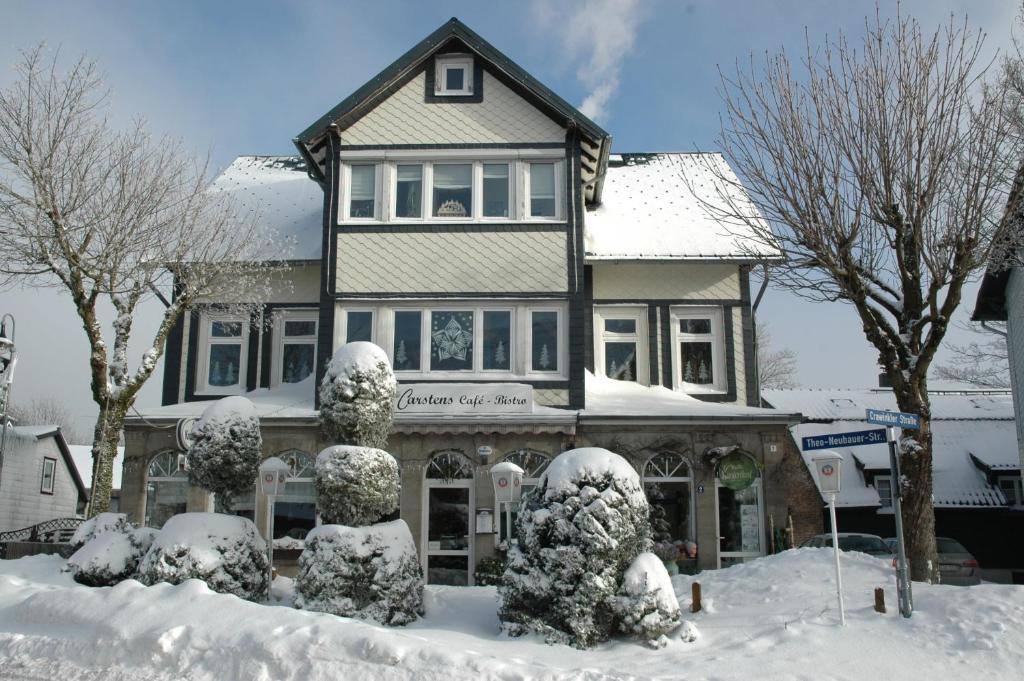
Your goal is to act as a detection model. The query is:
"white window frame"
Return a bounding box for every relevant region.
[524,160,565,221]
[435,55,474,96]
[271,309,318,389]
[339,162,384,222]
[998,474,1024,506]
[391,162,426,221]
[670,306,727,394]
[875,474,893,510]
[40,457,56,495]
[196,311,250,395]
[594,305,649,385]
[526,306,566,378]
[479,161,514,221]
[430,162,475,220]
[340,308,375,345]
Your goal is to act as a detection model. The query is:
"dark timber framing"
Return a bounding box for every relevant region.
[424,49,484,103]
[315,129,342,408]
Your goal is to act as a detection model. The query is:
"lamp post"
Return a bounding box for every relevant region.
[258,456,290,587]
[812,451,845,626]
[0,314,17,466]
[489,461,524,547]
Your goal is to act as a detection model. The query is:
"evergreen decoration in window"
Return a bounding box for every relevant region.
[494,342,506,366]
[393,311,421,371]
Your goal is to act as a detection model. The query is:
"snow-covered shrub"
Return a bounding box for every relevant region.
[318,342,397,448]
[314,445,400,526]
[474,556,505,587]
[137,512,268,601]
[66,527,157,587]
[69,512,132,552]
[498,447,652,648]
[187,396,262,509]
[614,552,681,647]
[294,520,423,625]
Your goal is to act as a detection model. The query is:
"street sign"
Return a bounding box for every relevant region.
[802,428,887,451]
[865,409,920,430]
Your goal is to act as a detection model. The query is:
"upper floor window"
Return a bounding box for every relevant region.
[875,474,893,509]
[998,474,1023,506]
[671,306,726,394]
[435,55,474,96]
[273,310,317,386]
[198,312,249,394]
[595,306,648,383]
[341,158,563,223]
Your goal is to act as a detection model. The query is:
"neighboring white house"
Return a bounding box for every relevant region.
[0,426,88,532]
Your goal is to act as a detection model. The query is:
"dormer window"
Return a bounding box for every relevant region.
[436,55,473,96]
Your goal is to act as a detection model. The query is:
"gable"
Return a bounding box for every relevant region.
[340,70,566,145]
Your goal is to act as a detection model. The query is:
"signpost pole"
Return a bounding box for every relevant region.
[888,425,913,618]
[827,491,846,626]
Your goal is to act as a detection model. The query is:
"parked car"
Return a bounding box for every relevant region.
[883,536,981,586]
[800,532,894,558]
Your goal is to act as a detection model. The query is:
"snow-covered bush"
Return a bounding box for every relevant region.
[137,512,268,601]
[66,527,158,587]
[315,445,400,526]
[187,396,262,510]
[498,447,652,648]
[318,342,397,448]
[69,512,133,552]
[294,520,423,625]
[614,552,681,647]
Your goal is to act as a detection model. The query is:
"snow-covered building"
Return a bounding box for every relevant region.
[765,389,1024,575]
[123,18,812,581]
[0,426,87,532]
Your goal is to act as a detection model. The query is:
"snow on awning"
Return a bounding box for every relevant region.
[584,153,781,262]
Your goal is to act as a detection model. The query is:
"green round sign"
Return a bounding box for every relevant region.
[717,452,758,491]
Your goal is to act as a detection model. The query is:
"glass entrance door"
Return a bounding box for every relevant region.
[716,480,765,568]
[424,484,473,585]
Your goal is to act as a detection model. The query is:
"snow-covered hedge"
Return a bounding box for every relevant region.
[314,445,400,526]
[613,552,681,647]
[498,447,652,648]
[66,527,158,587]
[318,342,396,449]
[69,512,133,552]
[187,396,262,509]
[294,520,423,625]
[137,512,269,601]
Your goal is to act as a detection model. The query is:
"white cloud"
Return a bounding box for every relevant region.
[532,0,647,122]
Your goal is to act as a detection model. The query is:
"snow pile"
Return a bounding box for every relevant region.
[1,550,1024,679]
[499,447,652,648]
[137,512,268,602]
[294,521,423,625]
[187,396,262,509]
[65,526,157,587]
[69,512,132,551]
[319,342,397,449]
[315,445,400,526]
[614,552,681,647]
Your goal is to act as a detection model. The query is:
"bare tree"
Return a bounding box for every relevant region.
[934,322,1009,388]
[699,13,1020,580]
[8,396,84,444]
[0,46,281,516]
[756,320,799,390]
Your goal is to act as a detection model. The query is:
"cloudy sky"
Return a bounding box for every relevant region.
[0,0,1018,441]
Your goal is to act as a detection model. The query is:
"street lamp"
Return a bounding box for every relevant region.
[259,456,291,587]
[490,461,524,547]
[0,314,17,466]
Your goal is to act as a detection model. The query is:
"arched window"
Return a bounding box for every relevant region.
[642,452,695,551]
[145,450,188,528]
[425,450,474,481]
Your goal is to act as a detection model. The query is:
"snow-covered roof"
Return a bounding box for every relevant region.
[765,389,1017,509]
[210,156,323,261]
[584,153,781,262]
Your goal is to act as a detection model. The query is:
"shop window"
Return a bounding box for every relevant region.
[144,450,188,529]
[275,311,317,386]
[671,306,726,393]
[643,453,695,569]
[595,306,647,383]
[198,313,249,394]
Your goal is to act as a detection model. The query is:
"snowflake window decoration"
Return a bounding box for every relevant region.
[432,314,473,362]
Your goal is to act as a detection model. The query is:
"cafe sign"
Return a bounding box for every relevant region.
[717,452,759,491]
[393,383,533,415]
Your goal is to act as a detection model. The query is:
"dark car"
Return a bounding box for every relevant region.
[884,537,981,586]
[801,532,894,558]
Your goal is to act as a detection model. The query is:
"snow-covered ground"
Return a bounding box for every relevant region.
[0,549,1020,680]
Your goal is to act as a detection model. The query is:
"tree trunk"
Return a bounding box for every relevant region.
[892,388,939,583]
[88,403,127,517]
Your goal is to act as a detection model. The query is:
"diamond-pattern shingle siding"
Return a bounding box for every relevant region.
[341,72,566,145]
[591,263,740,300]
[533,388,569,407]
[336,231,568,294]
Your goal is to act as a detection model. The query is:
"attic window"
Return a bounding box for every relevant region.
[436,55,473,96]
